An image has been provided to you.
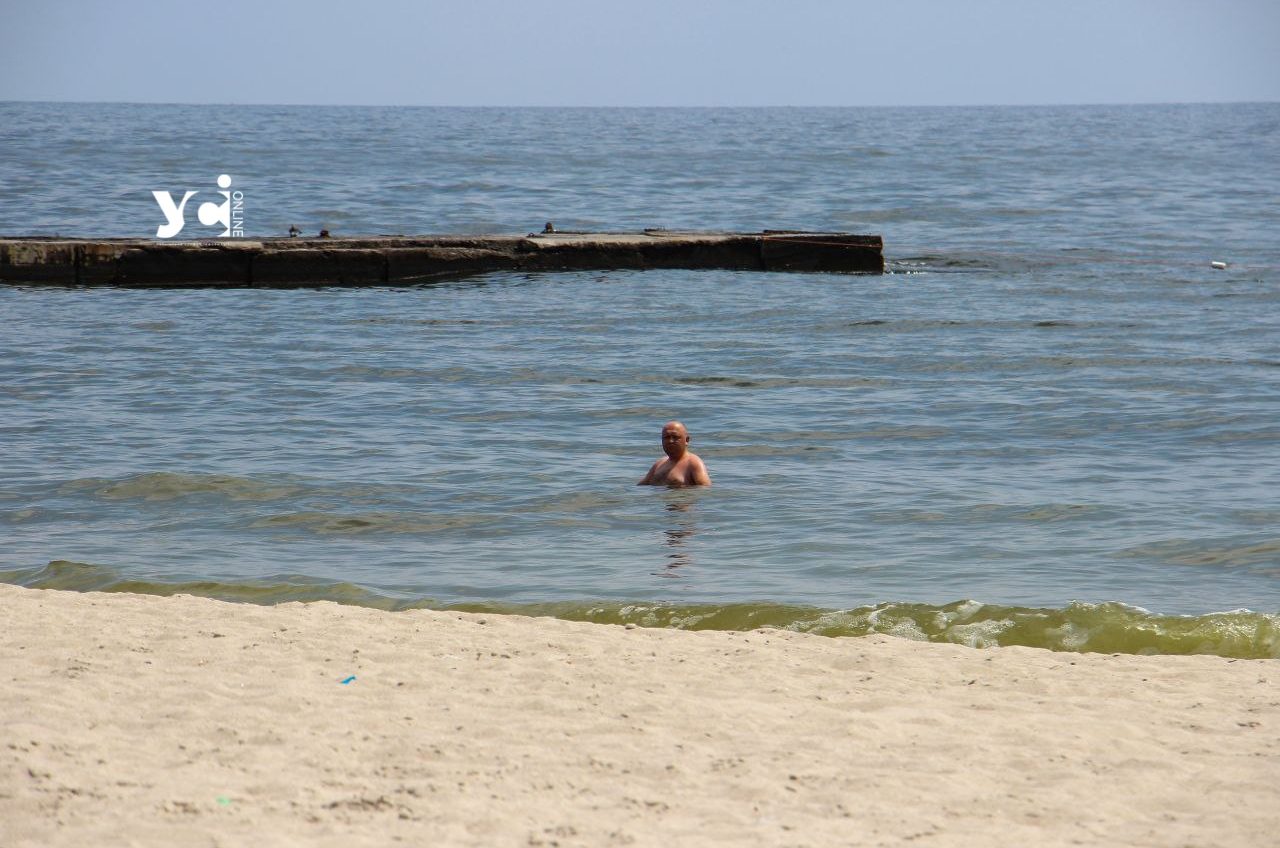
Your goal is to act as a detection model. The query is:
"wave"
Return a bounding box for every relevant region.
[250,510,496,535]
[3,562,1276,659]
[57,472,424,512]
[1118,537,1280,570]
[673,375,885,390]
[64,471,307,503]
[0,560,400,607]
[831,317,1144,333]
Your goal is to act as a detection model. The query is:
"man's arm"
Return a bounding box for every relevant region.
[638,460,659,485]
[688,456,711,486]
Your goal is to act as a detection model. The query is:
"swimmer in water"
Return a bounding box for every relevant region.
[638,421,712,487]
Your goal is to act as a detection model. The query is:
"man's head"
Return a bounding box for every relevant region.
[660,420,691,460]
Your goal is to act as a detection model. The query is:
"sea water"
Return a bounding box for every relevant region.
[2,102,1278,657]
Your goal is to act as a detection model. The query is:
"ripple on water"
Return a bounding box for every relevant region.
[250,510,499,536]
[66,472,308,503]
[1118,537,1280,571]
[868,503,1108,526]
[674,375,885,389]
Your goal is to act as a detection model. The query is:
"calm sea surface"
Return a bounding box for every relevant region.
[2,102,1279,656]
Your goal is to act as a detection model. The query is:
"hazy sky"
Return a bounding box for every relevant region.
[2,0,1277,106]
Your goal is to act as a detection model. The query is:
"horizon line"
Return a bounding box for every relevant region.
[2,98,1277,110]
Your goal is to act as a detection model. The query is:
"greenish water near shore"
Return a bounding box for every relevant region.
[7,562,1275,660]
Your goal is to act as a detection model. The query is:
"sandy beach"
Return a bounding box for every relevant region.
[2,583,1275,847]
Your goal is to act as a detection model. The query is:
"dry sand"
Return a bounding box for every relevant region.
[2,583,1276,847]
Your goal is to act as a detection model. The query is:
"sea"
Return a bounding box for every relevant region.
[2,101,1278,658]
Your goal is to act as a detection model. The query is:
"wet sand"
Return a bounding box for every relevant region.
[2,583,1276,847]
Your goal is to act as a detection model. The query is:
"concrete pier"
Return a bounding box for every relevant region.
[0,230,882,286]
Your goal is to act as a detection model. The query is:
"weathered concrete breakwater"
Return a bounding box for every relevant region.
[0,230,882,286]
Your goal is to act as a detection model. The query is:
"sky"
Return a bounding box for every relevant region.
[1,0,1277,107]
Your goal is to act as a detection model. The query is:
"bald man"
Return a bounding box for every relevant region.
[638,421,712,487]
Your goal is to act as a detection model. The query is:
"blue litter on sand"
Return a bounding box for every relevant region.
[340,675,356,684]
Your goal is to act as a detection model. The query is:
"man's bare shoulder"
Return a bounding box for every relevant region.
[680,452,711,486]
